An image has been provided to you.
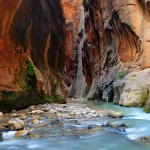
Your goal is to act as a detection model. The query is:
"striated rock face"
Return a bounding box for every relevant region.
[61,0,83,83]
[0,0,68,110]
[71,0,150,109]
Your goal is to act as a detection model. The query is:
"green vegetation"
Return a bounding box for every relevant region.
[140,91,149,102]
[53,80,58,85]
[144,107,150,113]
[2,91,19,105]
[117,71,125,79]
[44,95,64,103]
[26,60,36,90]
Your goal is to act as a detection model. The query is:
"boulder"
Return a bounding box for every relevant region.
[114,69,150,108]
[32,119,39,125]
[8,118,24,130]
[15,130,28,138]
[108,111,123,118]
[0,112,4,119]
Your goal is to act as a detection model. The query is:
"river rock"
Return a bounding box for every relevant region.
[8,118,24,130]
[15,130,28,138]
[108,111,123,118]
[30,110,44,114]
[19,114,27,120]
[27,132,40,139]
[74,126,102,135]
[0,112,4,119]
[135,136,150,143]
[48,109,58,115]
[96,110,109,117]
[32,119,39,125]
[0,133,3,142]
[90,110,96,114]
[10,113,18,118]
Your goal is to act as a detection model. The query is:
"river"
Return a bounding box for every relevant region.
[0,99,150,150]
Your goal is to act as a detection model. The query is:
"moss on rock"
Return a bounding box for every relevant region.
[44,95,65,104]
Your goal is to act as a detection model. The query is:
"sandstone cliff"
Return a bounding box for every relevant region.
[0,0,68,111]
[71,0,150,111]
[1,0,150,112]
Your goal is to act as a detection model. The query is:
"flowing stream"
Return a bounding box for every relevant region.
[1,100,150,150]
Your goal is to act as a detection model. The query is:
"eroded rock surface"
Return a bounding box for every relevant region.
[0,0,68,111]
[71,0,150,110]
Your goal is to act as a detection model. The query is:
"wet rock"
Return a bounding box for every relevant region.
[0,133,3,142]
[0,125,7,131]
[101,121,112,127]
[56,113,62,118]
[30,110,44,114]
[74,126,102,135]
[27,132,40,139]
[8,118,24,130]
[135,136,150,143]
[0,112,4,119]
[32,119,39,125]
[10,113,18,118]
[15,130,28,138]
[32,115,41,120]
[90,110,96,114]
[108,111,123,118]
[96,110,109,117]
[50,118,60,125]
[48,109,58,115]
[19,114,27,120]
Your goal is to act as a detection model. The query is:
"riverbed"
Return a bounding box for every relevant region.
[1,99,150,150]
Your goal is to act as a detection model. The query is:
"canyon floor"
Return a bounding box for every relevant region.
[0,100,150,150]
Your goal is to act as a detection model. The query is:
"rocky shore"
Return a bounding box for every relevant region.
[0,103,125,141]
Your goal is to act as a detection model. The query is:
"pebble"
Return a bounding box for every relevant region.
[32,119,39,125]
[90,110,96,114]
[27,132,40,139]
[30,110,44,114]
[8,118,24,130]
[15,130,28,138]
[108,111,123,118]
[0,112,4,119]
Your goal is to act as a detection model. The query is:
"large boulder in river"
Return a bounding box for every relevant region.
[114,68,150,107]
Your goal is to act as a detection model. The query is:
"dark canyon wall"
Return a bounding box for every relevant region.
[0,0,69,110]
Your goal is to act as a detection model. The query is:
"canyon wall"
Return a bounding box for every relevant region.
[1,0,150,112]
[72,0,150,111]
[0,0,68,111]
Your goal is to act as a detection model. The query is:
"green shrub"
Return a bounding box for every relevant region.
[44,95,64,103]
[117,71,125,79]
[140,92,149,102]
[26,60,36,89]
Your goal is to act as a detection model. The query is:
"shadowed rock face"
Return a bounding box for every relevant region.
[61,0,83,83]
[9,0,65,74]
[0,0,67,109]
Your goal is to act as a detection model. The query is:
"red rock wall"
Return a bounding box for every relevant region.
[74,0,150,101]
[61,0,83,83]
[0,0,68,104]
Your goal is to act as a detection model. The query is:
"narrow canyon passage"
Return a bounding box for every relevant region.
[0,0,150,149]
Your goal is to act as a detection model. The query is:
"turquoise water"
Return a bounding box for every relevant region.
[1,100,150,150]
